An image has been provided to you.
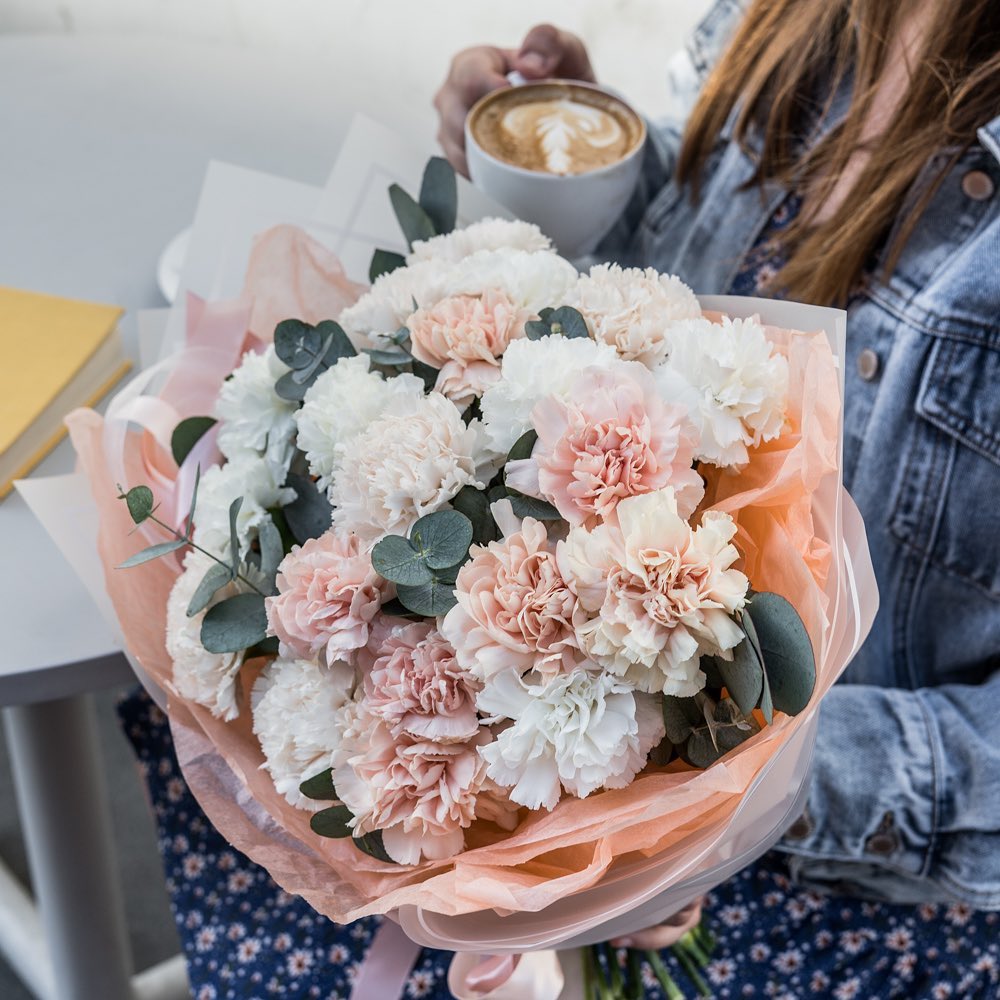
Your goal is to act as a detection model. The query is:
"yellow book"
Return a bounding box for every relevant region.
[0,287,131,499]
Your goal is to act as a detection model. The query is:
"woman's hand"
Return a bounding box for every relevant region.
[609,898,704,950]
[434,24,596,176]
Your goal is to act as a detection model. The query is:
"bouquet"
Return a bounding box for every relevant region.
[58,127,876,999]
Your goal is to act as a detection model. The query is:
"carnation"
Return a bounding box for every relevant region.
[214,346,297,481]
[362,621,481,743]
[193,457,296,559]
[295,355,425,490]
[565,263,701,367]
[440,516,585,683]
[408,289,532,407]
[407,218,552,264]
[251,657,355,810]
[558,488,749,696]
[165,550,250,720]
[655,316,789,467]
[479,335,622,454]
[334,721,494,864]
[505,363,704,527]
[265,530,393,665]
[329,390,485,542]
[477,666,665,810]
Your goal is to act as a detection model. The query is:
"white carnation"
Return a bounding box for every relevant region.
[330,390,486,542]
[407,218,552,264]
[251,656,355,810]
[338,260,445,343]
[565,263,701,367]
[214,346,297,481]
[444,249,578,316]
[193,457,296,559]
[295,355,426,489]
[479,334,622,453]
[655,316,789,467]
[165,550,247,720]
[477,666,665,810]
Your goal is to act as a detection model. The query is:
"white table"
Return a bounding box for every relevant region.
[0,33,434,1000]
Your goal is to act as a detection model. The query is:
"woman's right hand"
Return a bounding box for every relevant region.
[434,24,596,177]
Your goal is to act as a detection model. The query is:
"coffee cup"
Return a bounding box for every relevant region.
[465,78,647,258]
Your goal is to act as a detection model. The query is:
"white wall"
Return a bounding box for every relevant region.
[0,0,709,117]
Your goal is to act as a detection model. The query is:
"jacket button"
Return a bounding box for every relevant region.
[857,348,880,381]
[961,170,995,201]
[785,812,813,841]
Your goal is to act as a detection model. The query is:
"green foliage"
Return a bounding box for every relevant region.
[419,156,458,235]
[282,473,333,544]
[200,593,268,653]
[368,249,406,283]
[389,184,436,249]
[299,768,337,801]
[170,416,216,467]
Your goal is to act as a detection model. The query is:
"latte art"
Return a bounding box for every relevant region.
[469,82,643,177]
[501,99,626,175]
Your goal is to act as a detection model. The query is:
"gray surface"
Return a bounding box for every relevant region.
[0,688,180,1000]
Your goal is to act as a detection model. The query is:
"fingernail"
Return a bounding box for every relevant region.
[518,51,548,74]
[611,937,632,948]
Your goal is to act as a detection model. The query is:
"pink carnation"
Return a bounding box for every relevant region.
[506,365,704,527]
[265,530,393,665]
[362,621,481,743]
[408,290,532,406]
[440,517,585,683]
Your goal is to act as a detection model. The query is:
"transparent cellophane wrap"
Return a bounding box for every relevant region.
[40,116,877,954]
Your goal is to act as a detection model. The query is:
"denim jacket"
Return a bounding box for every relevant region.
[601,0,1000,908]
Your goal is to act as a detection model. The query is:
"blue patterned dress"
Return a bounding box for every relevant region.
[118,194,1000,999]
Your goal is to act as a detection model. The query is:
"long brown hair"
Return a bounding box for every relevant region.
[676,0,1000,305]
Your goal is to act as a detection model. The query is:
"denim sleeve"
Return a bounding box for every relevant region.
[775,673,1000,910]
[595,0,747,262]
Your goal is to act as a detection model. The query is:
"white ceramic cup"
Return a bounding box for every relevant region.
[464,78,647,258]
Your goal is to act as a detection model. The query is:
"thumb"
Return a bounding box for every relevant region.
[513,24,595,82]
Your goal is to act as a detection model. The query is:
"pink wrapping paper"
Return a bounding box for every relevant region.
[66,228,875,939]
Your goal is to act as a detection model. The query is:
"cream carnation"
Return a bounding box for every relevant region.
[362,621,481,743]
[407,218,552,263]
[214,346,297,481]
[193,457,296,559]
[477,666,665,810]
[506,363,704,527]
[558,488,749,695]
[441,516,585,683]
[251,656,355,810]
[655,316,789,467]
[479,335,622,454]
[329,391,485,542]
[408,289,532,407]
[295,355,425,490]
[165,550,249,720]
[566,263,701,367]
[265,530,393,665]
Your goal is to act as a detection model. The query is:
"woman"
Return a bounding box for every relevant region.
[124,2,1000,996]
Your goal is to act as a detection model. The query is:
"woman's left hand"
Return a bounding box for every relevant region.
[609,898,704,950]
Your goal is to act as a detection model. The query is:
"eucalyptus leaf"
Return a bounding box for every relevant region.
[125,485,154,524]
[310,804,354,839]
[370,534,434,586]
[299,767,337,802]
[258,518,284,587]
[353,830,396,863]
[171,416,216,467]
[227,497,243,578]
[507,429,538,464]
[714,638,764,715]
[282,474,333,544]
[200,593,267,654]
[546,306,590,339]
[419,156,458,235]
[746,593,816,716]
[369,248,406,283]
[118,538,186,569]
[186,562,232,617]
[450,486,497,545]
[506,490,561,520]
[410,510,473,570]
[389,183,436,248]
[396,566,460,616]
